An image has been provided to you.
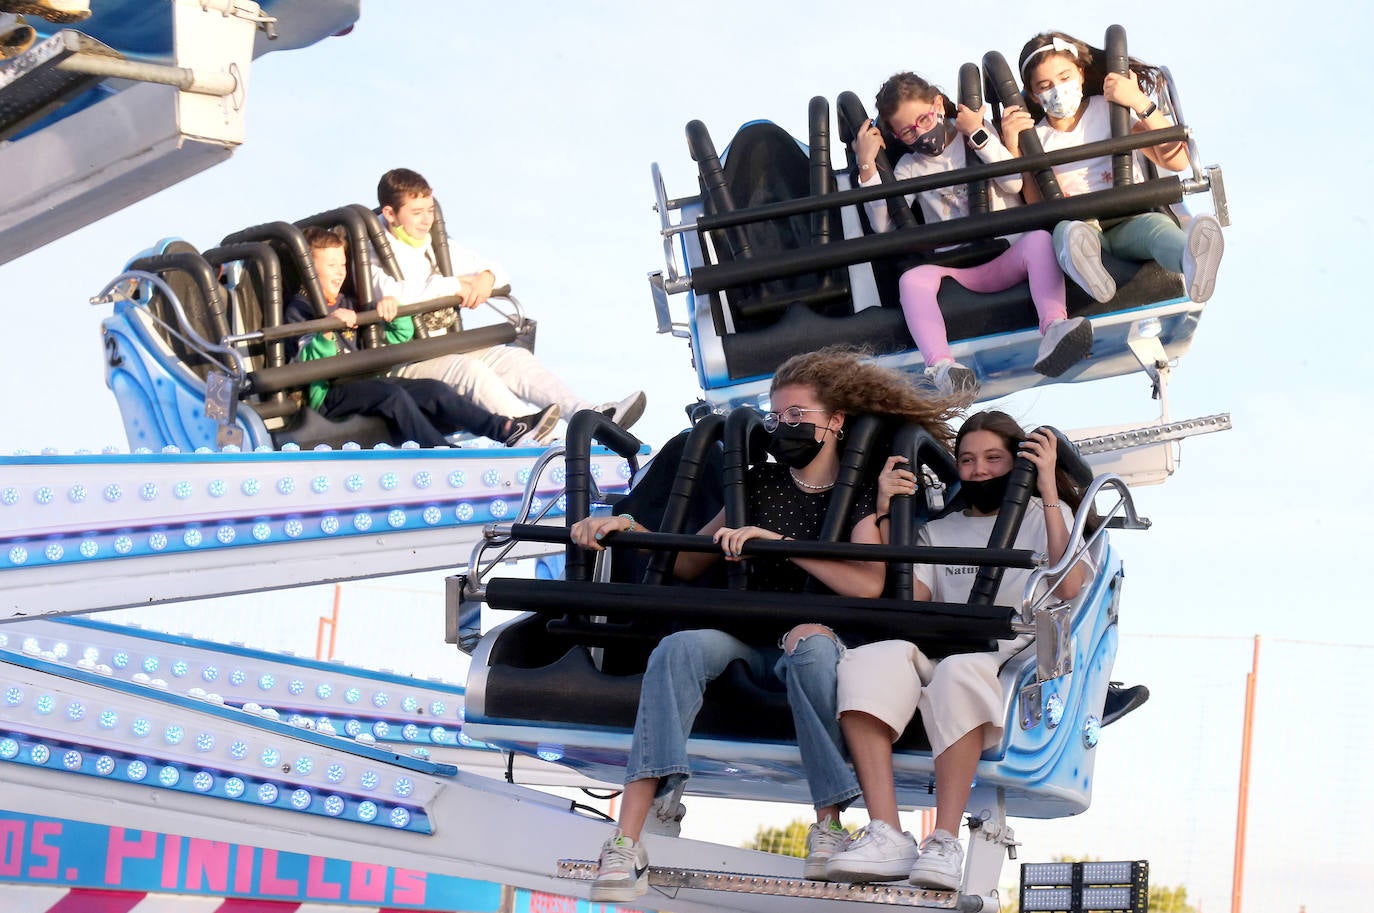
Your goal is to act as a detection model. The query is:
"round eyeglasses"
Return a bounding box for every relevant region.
[762,407,830,432]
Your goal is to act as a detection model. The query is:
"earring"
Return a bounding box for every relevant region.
[835,427,845,440]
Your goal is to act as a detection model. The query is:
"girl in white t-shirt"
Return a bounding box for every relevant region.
[822,410,1094,889]
[1000,31,1224,305]
[853,72,1094,395]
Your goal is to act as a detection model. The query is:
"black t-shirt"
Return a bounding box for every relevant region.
[744,462,879,595]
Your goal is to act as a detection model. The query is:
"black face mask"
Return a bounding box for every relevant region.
[767,422,824,469]
[960,473,1011,513]
[912,118,956,157]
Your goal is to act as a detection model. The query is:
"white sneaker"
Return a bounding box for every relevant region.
[923,360,978,397]
[0,12,36,58]
[1034,316,1093,377]
[804,816,851,880]
[643,784,686,837]
[908,829,963,891]
[1059,221,1116,303]
[590,830,649,903]
[596,390,646,431]
[1182,214,1224,303]
[824,819,918,883]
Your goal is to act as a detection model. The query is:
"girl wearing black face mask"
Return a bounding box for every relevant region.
[852,71,1093,397]
[569,347,965,898]
[823,410,1093,887]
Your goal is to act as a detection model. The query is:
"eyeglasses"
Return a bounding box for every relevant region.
[894,104,943,142]
[762,406,830,432]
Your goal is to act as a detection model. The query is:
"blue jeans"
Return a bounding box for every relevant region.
[624,628,861,811]
[1054,212,1185,273]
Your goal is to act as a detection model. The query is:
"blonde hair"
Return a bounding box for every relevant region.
[771,346,965,447]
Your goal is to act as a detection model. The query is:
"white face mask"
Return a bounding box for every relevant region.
[1037,80,1083,119]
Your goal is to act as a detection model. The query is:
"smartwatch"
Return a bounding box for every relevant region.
[968,127,990,149]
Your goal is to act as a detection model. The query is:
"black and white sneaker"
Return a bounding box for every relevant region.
[502,404,560,447]
[1034,317,1093,377]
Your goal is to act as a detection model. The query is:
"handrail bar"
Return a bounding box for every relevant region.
[93,271,247,380]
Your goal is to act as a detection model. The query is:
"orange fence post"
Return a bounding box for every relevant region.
[1230,635,1261,913]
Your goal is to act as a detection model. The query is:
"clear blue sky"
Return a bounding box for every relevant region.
[3,2,1371,910]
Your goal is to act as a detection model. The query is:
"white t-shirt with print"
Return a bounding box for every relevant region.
[915,499,1093,617]
[1034,95,1151,197]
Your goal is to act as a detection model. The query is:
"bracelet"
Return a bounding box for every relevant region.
[1138,101,1157,119]
[618,513,638,530]
[874,513,891,525]
[1042,502,1061,509]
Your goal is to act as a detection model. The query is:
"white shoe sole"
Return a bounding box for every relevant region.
[804,856,834,880]
[1182,215,1223,303]
[825,857,916,883]
[909,866,961,891]
[590,875,648,903]
[1063,223,1117,304]
[613,392,647,431]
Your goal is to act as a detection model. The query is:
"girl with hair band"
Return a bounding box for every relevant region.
[1001,31,1224,304]
[572,347,963,901]
[853,72,1094,395]
[823,410,1094,889]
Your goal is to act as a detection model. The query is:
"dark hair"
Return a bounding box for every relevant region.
[302,225,347,252]
[874,71,956,124]
[955,410,1090,519]
[377,167,433,211]
[1016,30,1162,120]
[771,346,965,449]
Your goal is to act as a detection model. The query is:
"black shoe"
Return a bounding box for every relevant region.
[504,404,560,446]
[1102,681,1149,726]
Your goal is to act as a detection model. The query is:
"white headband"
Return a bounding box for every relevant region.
[1020,37,1079,73]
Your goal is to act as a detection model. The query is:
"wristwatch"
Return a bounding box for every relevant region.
[968,127,990,149]
[1138,101,1158,119]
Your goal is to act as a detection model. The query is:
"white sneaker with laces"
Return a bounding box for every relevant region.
[590,830,649,903]
[908,828,964,891]
[824,819,918,883]
[643,786,686,837]
[1181,214,1224,303]
[923,360,978,397]
[804,816,850,880]
[1059,221,1116,303]
[1034,316,1093,377]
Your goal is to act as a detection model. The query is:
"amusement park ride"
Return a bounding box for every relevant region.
[0,3,1230,911]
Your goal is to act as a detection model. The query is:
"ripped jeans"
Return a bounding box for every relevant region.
[624,627,861,811]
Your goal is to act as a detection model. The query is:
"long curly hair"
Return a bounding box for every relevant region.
[1016,30,1164,120]
[771,346,964,448]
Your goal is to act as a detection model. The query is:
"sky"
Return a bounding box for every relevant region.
[2,1,1373,910]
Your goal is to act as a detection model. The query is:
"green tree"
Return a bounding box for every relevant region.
[742,819,813,858]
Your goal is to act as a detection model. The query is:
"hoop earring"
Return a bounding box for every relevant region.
[835,427,845,441]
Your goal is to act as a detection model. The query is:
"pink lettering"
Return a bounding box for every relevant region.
[258,849,300,896]
[391,867,427,904]
[104,828,158,884]
[185,839,231,892]
[233,844,255,893]
[347,861,388,902]
[28,821,61,879]
[305,855,341,900]
[159,833,182,889]
[0,820,25,877]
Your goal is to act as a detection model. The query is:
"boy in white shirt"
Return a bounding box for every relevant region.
[373,168,645,438]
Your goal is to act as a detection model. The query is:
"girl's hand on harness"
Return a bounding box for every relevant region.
[1103,71,1148,113]
[955,103,987,137]
[570,513,638,551]
[714,525,781,562]
[1018,428,1061,503]
[999,105,1035,156]
[852,121,886,175]
[877,454,918,515]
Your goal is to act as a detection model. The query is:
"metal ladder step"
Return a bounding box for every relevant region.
[558,859,963,907]
[1072,413,1232,456]
[0,29,123,141]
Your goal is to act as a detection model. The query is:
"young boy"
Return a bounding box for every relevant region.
[372,168,646,436]
[284,226,558,448]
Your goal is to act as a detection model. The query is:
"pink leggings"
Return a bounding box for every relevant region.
[896,229,1066,365]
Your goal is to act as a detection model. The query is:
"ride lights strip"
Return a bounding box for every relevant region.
[0,728,426,833]
[0,652,454,825]
[1019,861,1147,913]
